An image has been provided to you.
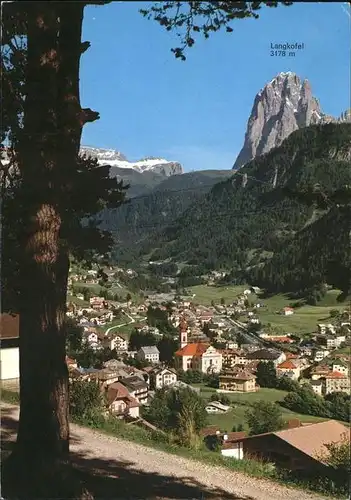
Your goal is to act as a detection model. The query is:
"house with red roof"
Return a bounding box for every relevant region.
[106,381,140,419]
[281,306,294,316]
[276,359,301,380]
[175,343,222,373]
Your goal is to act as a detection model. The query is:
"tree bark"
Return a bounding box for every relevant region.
[2,4,90,497]
[13,2,71,462]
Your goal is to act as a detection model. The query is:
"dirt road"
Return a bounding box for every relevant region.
[1,403,330,500]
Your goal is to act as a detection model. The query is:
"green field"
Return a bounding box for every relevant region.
[97,315,131,334]
[66,294,89,306]
[186,285,349,335]
[194,384,327,431]
[187,284,248,305]
[255,291,349,335]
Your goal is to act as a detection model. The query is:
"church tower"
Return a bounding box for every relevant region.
[179,317,188,348]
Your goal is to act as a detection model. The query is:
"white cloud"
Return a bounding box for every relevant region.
[161,145,236,172]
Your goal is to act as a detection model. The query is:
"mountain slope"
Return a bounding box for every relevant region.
[233,72,349,169]
[99,169,233,262]
[135,123,351,292]
[81,146,183,197]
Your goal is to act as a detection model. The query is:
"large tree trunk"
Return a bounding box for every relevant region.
[2,3,93,498]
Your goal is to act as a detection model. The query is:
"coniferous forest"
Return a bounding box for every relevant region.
[118,123,351,297]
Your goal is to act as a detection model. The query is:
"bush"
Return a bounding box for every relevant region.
[204,373,219,388]
[280,385,349,422]
[246,401,284,435]
[144,387,208,448]
[69,379,106,425]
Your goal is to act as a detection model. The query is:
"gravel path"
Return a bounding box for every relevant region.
[1,403,330,500]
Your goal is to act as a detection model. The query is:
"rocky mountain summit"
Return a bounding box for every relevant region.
[81,146,183,177]
[233,71,348,169]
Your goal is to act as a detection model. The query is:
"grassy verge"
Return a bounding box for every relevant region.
[1,389,344,498]
[1,389,20,404]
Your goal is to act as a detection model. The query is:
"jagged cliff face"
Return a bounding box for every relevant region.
[233,72,336,169]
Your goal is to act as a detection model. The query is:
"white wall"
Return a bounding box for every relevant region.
[221,443,243,460]
[0,347,20,380]
[129,405,139,418]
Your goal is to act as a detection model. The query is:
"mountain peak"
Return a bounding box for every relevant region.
[80,146,183,176]
[233,73,333,169]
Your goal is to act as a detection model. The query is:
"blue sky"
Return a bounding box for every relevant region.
[81,1,350,172]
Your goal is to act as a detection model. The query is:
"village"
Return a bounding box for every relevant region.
[1,263,351,479]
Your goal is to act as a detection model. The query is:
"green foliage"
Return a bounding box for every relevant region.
[280,385,350,422]
[318,433,351,474]
[102,170,233,266]
[136,124,351,298]
[157,335,179,365]
[232,423,244,432]
[324,392,351,422]
[178,369,204,384]
[256,361,278,388]
[146,306,176,335]
[144,387,208,448]
[245,400,284,435]
[129,329,156,351]
[1,4,129,313]
[65,317,83,353]
[69,379,106,426]
[276,375,300,392]
[281,384,331,418]
[140,1,292,61]
[205,373,220,389]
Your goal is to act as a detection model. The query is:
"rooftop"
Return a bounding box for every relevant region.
[140,345,160,355]
[107,382,140,408]
[228,420,349,460]
[175,342,210,357]
[0,313,19,339]
[277,360,298,370]
[246,349,282,361]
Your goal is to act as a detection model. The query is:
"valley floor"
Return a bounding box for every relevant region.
[1,403,330,500]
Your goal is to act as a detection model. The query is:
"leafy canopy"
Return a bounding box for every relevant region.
[141,1,293,60]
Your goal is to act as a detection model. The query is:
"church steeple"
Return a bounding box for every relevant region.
[179,317,188,348]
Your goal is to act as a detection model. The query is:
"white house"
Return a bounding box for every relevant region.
[104,334,128,352]
[221,435,244,460]
[332,361,349,377]
[281,307,294,316]
[313,349,331,362]
[150,367,177,390]
[0,313,19,381]
[226,341,239,349]
[310,380,324,396]
[136,346,160,364]
[82,330,101,350]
